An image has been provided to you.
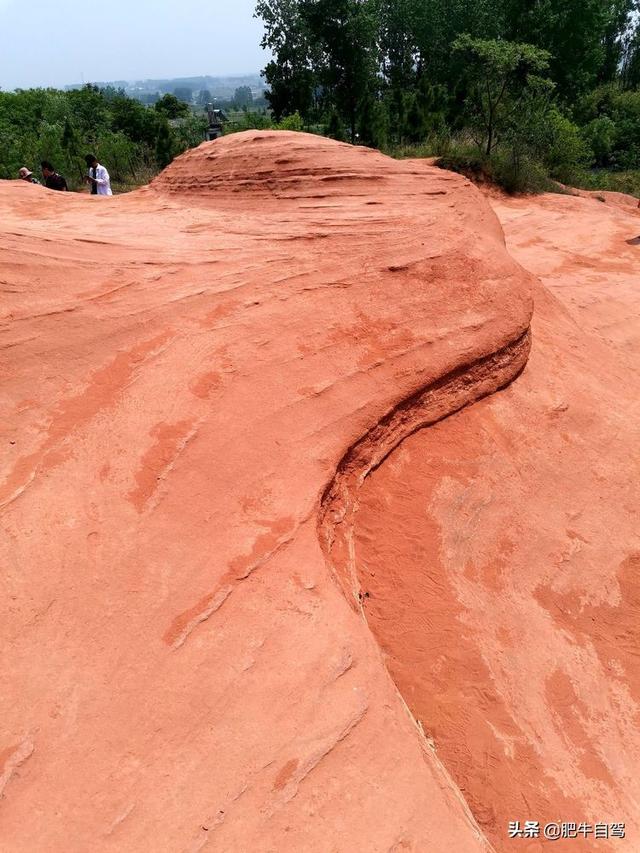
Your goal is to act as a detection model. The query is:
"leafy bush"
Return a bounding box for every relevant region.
[325,111,347,141]
[224,110,308,136]
[581,116,616,166]
[543,109,590,183]
[575,86,640,170]
[579,169,640,196]
[491,150,551,193]
[275,111,304,130]
[154,94,190,120]
[435,144,488,182]
[224,111,275,133]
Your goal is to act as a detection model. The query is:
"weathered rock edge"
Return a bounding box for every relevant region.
[318,326,532,607]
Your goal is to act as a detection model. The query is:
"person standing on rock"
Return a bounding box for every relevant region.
[40,161,68,191]
[84,154,113,196]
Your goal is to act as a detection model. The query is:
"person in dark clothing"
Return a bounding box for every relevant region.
[41,161,68,192]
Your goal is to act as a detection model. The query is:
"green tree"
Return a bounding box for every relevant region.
[411,0,505,86]
[275,111,304,130]
[155,119,175,169]
[542,108,590,181]
[61,117,85,183]
[325,109,347,140]
[154,93,190,119]
[300,0,379,142]
[67,84,109,135]
[405,76,446,143]
[255,0,318,120]
[378,0,418,93]
[453,35,552,156]
[358,94,390,148]
[110,94,160,146]
[582,116,617,165]
[174,113,209,149]
[505,0,638,99]
[233,86,254,107]
[621,21,640,89]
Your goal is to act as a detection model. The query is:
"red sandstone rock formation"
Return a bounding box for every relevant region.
[0,132,636,851]
[352,189,640,852]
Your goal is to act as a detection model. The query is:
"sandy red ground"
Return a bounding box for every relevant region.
[0,132,637,851]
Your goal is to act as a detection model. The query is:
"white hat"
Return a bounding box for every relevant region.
[19,167,33,178]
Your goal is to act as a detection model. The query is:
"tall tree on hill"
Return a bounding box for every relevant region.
[67,85,110,136]
[255,0,319,120]
[405,76,447,143]
[300,0,379,142]
[155,94,190,120]
[409,0,504,85]
[505,0,639,99]
[453,36,553,155]
[600,0,640,84]
[378,0,418,91]
[377,0,418,138]
[61,117,85,182]
[110,93,161,147]
[622,22,640,88]
[255,0,640,151]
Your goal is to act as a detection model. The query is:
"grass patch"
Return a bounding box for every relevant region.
[387,137,640,199]
[574,169,640,197]
[388,138,554,194]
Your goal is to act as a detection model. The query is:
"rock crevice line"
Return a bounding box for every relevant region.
[318,326,532,607]
[315,328,530,851]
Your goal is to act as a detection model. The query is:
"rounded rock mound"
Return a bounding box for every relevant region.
[152,129,428,200]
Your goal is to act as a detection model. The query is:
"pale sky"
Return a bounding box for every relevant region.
[0,0,269,90]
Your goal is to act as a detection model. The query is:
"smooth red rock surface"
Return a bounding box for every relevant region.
[0,132,635,851]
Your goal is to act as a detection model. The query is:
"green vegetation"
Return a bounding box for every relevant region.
[0,85,207,191]
[0,79,277,191]
[254,0,640,194]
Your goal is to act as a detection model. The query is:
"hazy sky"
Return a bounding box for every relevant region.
[0,0,269,90]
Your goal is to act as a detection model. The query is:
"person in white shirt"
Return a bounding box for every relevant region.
[84,154,113,196]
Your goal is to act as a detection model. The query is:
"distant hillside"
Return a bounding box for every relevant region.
[66,74,265,101]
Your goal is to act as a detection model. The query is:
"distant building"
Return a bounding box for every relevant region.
[205,104,228,140]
